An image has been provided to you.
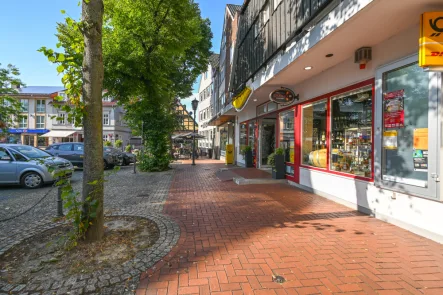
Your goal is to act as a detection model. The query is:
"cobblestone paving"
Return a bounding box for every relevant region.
[138,160,443,295]
[0,165,180,295]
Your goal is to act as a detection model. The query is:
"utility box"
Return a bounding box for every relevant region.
[225,144,234,165]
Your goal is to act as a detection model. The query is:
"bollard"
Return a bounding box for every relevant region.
[57,186,64,217]
[133,155,137,174]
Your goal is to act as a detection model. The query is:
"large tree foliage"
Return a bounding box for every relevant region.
[102,0,212,171]
[0,64,24,133]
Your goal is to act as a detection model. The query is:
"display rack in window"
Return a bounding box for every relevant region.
[330,87,373,178]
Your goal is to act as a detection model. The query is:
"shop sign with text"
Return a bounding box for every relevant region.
[269,88,298,105]
[419,12,443,67]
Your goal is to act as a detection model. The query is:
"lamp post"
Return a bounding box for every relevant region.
[191,98,199,166]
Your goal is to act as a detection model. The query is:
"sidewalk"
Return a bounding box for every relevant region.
[138,160,443,295]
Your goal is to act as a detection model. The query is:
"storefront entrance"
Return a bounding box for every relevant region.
[259,117,276,167]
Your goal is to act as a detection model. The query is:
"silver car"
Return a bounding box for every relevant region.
[0,144,74,189]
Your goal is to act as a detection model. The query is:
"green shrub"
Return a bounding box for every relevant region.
[104,141,112,147]
[275,147,284,155]
[241,145,252,157]
[125,144,132,152]
[267,152,276,167]
[114,139,123,148]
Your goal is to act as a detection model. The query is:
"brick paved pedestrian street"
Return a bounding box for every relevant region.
[138,160,443,295]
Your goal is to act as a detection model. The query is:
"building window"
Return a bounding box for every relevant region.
[20,99,28,112]
[103,134,107,141]
[330,86,373,177]
[240,122,248,153]
[36,115,45,129]
[36,100,46,113]
[103,113,110,125]
[301,100,327,167]
[58,113,66,125]
[279,110,295,166]
[19,115,28,128]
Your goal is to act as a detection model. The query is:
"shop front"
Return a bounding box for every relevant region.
[234,11,443,241]
[5,129,50,147]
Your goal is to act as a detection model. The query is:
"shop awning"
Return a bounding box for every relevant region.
[40,130,76,138]
[207,115,235,127]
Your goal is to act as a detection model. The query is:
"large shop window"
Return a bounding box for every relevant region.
[382,63,430,187]
[330,86,372,178]
[302,100,327,168]
[279,110,295,176]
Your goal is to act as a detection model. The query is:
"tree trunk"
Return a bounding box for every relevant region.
[81,0,104,242]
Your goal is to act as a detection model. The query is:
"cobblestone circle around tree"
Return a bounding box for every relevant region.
[0,166,179,295]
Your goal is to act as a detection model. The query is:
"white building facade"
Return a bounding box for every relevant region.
[197,55,219,157]
[3,87,132,148]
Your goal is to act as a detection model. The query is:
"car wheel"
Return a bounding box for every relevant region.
[123,158,129,166]
[21,172,43,189]
[103,159,109,170]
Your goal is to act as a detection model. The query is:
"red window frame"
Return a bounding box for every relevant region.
[298,78,375,182]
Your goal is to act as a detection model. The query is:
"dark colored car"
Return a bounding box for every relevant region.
[46,143,116,169]
[103,147,135,166]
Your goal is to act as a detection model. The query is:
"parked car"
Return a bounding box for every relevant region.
[103,147,125,166]
[103,147,135,166]
[46,142,116,169]
[0,144,74,189]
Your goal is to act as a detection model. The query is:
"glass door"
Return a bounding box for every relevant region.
[375,55,440,200]
[259,118,276,167]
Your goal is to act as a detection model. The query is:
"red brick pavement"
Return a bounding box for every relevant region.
[137,160,443,295]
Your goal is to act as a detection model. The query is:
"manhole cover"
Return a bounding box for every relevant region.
[272,275,286,284]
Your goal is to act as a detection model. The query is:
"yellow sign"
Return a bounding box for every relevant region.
[225,144,234,165]
[383,130,398,150]
[419,12,443,67]
[232,87,252,111]
[413,128,428,150]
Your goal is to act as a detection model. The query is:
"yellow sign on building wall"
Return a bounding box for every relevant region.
[232,87,253,111]
[419,12,443,67]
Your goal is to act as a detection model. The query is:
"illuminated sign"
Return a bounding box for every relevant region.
[232,87,253,111]
[419,12,443,68]
[269,88,298,105]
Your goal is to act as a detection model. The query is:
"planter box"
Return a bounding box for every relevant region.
[244,150,253,168]
[272,154,285,179]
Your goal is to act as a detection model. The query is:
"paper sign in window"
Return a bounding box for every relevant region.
[413,128,428,150]
[383,131,398,150]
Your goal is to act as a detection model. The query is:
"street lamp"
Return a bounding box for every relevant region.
[191,98,199,166]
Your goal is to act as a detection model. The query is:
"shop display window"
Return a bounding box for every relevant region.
[382,63,429,186]
[301,100,327,167]
[279,110,295,166]
[240,122,248,152]
[330,86,372,178]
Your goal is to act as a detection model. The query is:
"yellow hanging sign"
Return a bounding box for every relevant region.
[419,12,443,67]
[232,87,253,111]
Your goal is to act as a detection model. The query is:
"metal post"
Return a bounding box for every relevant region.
[192,111,196,166]
[133,155,137,174]
[57,186,64,217]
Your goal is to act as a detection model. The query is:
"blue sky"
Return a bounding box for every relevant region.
[0,0,243,108]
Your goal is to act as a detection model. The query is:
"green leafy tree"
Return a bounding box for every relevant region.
[0,64,24,134]
[102,0,212,171]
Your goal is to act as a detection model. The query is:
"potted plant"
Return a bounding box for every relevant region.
[241,145,253,167]
[104,141,112,147]
[125,144,132,153]
[114,139,123,149]
[268,147,285,179]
